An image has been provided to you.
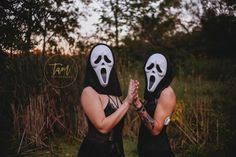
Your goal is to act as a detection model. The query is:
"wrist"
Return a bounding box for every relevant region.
[134,99,142,108]
[136,105,144,112]
[124,97,131,105]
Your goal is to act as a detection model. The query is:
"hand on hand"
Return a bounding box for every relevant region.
[132,80,142,108]
[125,79,138,105]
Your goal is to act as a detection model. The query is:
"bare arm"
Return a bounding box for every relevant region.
[134,86,176,135]
[81,81,137,134]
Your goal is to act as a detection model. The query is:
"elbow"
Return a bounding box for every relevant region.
[95,124,110,134]
[150,126,162,136]
[97,127,110,134]
[150,129,161,136]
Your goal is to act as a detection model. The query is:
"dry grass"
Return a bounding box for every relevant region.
[5,54,234,156]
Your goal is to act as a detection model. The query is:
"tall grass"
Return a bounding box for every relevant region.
[169,58,236,157]
[0,53,235,156]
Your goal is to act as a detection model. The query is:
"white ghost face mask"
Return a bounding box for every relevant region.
[145,53,167,92]
[90,45,114,87]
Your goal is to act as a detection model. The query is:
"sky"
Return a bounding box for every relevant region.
[41,0,203,54]
[77,0,203,37]
[77,1,101,36]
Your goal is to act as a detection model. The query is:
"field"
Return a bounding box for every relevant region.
[0,54,235,157]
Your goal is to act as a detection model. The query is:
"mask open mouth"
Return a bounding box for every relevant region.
[101,68,107,83]
[149,75,155,89]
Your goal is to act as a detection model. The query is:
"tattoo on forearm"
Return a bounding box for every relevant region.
[137,106,155,129]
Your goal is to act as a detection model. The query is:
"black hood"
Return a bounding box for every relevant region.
[83,43,122,96]
[144,53,173,101]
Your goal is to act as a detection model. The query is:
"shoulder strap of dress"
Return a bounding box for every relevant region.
[118,97,122,104]
[107,95,111,104]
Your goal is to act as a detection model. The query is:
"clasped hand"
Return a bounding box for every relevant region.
[125,79,142,108]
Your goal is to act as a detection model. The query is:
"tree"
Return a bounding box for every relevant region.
[95,0,183,62]
[0,0,26,53]
[180,0,236,57]
[35,0,82,55]
[97,0,182,44]
[95,0,128,47]
[0,0,86,55]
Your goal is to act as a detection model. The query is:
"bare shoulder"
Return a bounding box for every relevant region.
[160,86,176,99]
[82,86,97,96]
[158,86,176,110]
[81,87,99,105]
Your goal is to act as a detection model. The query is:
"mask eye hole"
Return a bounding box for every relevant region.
[147,63,154,70]
[104,55,111,63]
[156,64,162,73]
[94,55,102,64]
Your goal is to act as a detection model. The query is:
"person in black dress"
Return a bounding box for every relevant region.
[133,53,176,157]
[78,43,137,157]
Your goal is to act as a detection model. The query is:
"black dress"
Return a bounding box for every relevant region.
[138,99,175,157]
[78,96,125,157]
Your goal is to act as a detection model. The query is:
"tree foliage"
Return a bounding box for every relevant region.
[0,0,83,54]
[96,0,182,46]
